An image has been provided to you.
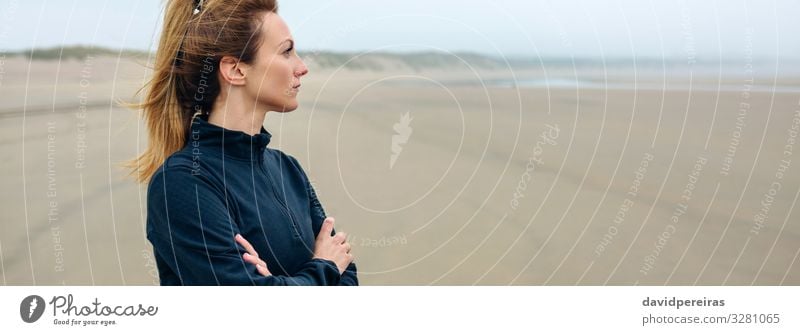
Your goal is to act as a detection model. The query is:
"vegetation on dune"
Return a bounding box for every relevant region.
[10,45,152,60]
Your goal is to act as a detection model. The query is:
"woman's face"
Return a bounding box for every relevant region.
[245,12,308,113]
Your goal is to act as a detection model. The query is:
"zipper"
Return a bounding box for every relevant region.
[259,153,303,239]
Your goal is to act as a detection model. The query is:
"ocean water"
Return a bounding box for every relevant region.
[487,77,800,93]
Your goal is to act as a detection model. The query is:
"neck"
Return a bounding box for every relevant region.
[208,91,267,136]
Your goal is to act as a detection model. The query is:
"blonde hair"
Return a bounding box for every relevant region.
[124,0,278,184]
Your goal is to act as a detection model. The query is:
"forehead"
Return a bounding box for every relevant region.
[259,12,291,46]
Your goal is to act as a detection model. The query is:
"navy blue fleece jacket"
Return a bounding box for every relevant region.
[146,114,358,285]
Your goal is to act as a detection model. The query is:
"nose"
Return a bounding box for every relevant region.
[295,59,309,78]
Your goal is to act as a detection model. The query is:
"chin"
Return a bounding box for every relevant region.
[281,102,299,112]
[267,100,299,113]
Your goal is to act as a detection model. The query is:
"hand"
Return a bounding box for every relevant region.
[235,234,272,277]
[313,217,354,274]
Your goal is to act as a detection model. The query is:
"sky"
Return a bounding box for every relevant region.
[1,0,798,61]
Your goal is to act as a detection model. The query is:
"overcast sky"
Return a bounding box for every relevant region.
[1,0,798,61]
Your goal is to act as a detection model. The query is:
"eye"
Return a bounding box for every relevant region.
[283,46,294,55]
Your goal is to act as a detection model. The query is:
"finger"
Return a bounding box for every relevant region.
[319,217,335,238]
[242,253,263,267]
[235,234,258,257]
[333,232,346,244]
[244,252,269,272]
[235,234,257,256]
[256,263,272,276]
[343,242,351,253]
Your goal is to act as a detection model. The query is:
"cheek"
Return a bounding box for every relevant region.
[257,61,293,91]
[246,71,274,97]
[276,64,294,88]
[273,64,297,97]
[247,63,297,108]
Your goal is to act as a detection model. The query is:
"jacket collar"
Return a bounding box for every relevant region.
[188,114,272,161]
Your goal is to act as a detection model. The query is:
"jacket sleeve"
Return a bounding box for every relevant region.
[289,155,359,286]
[308,181,359,286]
[146,166,341,286]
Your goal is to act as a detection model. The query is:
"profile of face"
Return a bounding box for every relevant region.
[223,12,309,113]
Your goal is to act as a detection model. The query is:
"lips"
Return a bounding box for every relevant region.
[292,84,301,89]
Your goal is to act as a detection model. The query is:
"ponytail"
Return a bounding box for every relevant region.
[123,0,278,184]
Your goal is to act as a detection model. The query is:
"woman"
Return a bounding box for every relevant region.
[126,0,357,285]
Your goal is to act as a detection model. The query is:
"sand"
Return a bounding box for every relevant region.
[1,55,798,285]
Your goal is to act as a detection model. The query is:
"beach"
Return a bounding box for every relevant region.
[1,55,798,285]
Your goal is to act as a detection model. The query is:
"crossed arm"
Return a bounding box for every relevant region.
[234,217,357,285]
[147,166,358,286]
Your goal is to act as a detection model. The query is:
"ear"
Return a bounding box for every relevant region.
[218,56,248,86]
